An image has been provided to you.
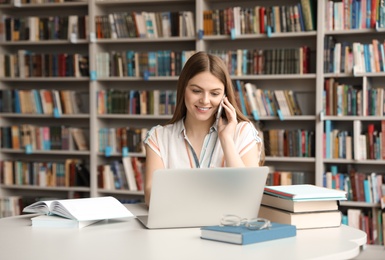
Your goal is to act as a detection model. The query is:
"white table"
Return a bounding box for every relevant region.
[0,204,367,260]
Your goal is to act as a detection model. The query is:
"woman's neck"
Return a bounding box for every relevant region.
[184,116,213,137]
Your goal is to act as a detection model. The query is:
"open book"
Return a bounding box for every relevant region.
[23,196,134,221]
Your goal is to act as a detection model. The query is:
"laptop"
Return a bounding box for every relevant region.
[137,166,269,229]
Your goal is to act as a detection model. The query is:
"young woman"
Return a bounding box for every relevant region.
[143,51,264,206]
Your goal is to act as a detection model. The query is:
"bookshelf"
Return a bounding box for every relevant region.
[0,1,385,245]
[198,0,319,186]
[320,0,385,246]
[0,0,91,217]
[89,0,197,201]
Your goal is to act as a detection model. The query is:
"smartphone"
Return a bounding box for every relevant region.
[215,95,226,126]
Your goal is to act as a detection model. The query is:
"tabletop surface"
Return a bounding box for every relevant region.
[0,203,367,260]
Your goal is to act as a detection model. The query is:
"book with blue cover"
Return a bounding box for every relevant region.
[200,222,296,245]
[264,184,347,201]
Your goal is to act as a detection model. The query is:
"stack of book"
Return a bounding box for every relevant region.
[258,184,347,229]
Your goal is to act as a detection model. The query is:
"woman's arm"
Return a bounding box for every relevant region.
[218,98,261,167]
[220,135,261,167]
[144,145,165,207]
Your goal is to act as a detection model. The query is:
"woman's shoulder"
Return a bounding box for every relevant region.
[236,120,262,142]
[236,120,256,130]
[148,121,183,135]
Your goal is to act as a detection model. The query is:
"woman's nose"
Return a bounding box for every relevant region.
[200,93,210,104]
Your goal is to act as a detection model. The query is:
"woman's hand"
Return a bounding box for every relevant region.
[217,97,237,141]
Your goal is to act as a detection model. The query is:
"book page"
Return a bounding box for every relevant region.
[22,200,54,214]
[50,197,134,221]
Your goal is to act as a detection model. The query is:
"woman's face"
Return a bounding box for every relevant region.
[184,71,225,123]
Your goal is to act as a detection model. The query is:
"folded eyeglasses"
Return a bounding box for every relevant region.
[220,214,272,230]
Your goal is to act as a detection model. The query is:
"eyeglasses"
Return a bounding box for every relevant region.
[220,214,271,230]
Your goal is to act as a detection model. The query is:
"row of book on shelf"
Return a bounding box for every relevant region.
[325,0,385,31]
[0,52,90,78]
[343,206,384,245]
[0,47,312,79]
[0,156,146,193]
[0,1,84,4]
[2,0,384,41]
[203,0,316,37]
[0,125,89,151]
[1,109,156,155]
[235,81,304,121]
[97,157,144,192]
[324,120,385,160]
[0,159,89,187]
[324,37,385,74]
[0,89,88,115]
[96,50,195,78]
[265,170,311,186]
[324,165,384,204]
[323,78,385,116]
[97,89,176,116]
[96,81,304,120]
[95,11,195,39]
[263,129,315,158]
[1,14,88,42]
[98,127,147,155]
[1,83,306,121]
[209,47,311,76]
[0,196,21,218]
[95,47,311,79]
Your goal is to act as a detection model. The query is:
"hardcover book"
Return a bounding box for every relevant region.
[258,205,342,229]
[261,193,338,213]
[263,184,347,201]
[200,222,296,245]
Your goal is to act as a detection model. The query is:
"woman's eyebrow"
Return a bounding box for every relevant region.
[188,85,223,91]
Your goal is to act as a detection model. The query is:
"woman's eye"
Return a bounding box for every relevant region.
[192,89,201,93]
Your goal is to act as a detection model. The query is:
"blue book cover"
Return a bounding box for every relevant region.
[242,50,247,75]
[13,89,21,113]
[126,51,135,77]
[363,179,372,203]
[366,0,371,28]
[163,50,171,76]
[363,44,371,72]
[156,50,164,76]
[32,89,43,114]
[351,0,356,29]
[235,80,247,115]
[263,90,274,116]
[201,222,296,245]
[325,120,332,159]
[297,2,305,31]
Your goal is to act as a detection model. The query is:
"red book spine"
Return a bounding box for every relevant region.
[370,0,377,28]
[259,7,265,34]
[382,120,385,159]
[367,123,375,159]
